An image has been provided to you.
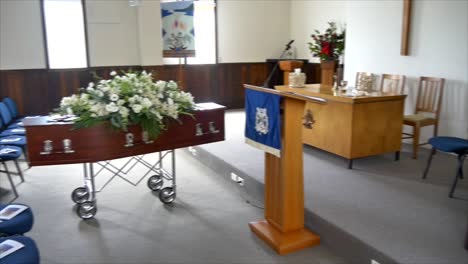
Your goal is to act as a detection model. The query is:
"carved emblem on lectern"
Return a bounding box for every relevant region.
[255,107,269,135]
[303,109,315,129]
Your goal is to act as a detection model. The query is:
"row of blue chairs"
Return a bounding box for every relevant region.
[0,97,28,199]
[0,98,39,262]
[0,203,39,263]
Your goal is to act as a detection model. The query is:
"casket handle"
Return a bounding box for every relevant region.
[196,123,204,136]
[209,122,220,134]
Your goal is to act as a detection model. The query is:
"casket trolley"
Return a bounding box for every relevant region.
[23,103,225,219]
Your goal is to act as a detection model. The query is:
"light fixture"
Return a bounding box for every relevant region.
[128,0,140,7]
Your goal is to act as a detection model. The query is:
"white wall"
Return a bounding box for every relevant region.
[290,0,346,62]
[137,0,163,66]
[344,0,468,139]
[0,0,290,68]
[217,0,291,63]
[85,0,140,67]
[0,0,46,70]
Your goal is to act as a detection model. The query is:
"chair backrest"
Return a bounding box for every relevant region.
[0,102,13,125]
[379,74,406,94]
[414,76,445,118]
[0,114,5,131]
[3,97,18,118]
[355,72,375,91]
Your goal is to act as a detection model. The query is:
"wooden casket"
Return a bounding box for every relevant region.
[23,103,225,166]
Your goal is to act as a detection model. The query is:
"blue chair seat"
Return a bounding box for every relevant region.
[6,123,22,129]
[0,128,25,137]
[0,136,26,146]
[0,204,34,236]
[428,137,468,155]
[0,236,40,264]
[0,146,22,161]
[423,136,468,197]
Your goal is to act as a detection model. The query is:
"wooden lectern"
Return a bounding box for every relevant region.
[246,61,324,255]
[278,60,304,86]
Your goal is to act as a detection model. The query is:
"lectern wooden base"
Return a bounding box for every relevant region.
[245,80,327,255]
[249,220,320,255]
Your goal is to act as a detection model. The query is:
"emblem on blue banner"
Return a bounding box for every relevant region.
[255,107,269,135]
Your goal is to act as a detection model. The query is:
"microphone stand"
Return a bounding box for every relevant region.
[263,42,293,88]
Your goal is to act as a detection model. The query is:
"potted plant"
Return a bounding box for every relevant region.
[308,22,345,85]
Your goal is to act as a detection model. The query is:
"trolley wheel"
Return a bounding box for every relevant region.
[147,174,163,191]
[159,187,176,204]
[76,201,97,219]
[71,187,90,204]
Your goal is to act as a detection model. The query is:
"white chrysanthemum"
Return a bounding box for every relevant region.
[66,107,73,115]
[155,81,166,90]
[60,97,72,107]
[132,104,143,114]
[167,81,178,90]
[141,98,152,108]
[96,91,104,97]
[105,102,119,113]
[88,82,95,88]
[80,94,89,101]
[109,93,119,101]
[119,106,129,117]
[100,85,110,92]
[117,100,125,106]
[110,71,117,76]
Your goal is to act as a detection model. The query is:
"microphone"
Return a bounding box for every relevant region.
[262,40,295,88]
[285,40,294,50]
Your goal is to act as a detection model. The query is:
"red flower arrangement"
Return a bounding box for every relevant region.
[308,22,345,61]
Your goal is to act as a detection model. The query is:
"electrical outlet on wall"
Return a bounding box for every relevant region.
[230,172,238,182]
[237,176,244,186]
[230,172,244,186]
[188,147,197,156]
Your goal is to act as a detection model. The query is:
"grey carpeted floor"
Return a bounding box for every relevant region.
[1,151,345,264]
[192,109,468,264]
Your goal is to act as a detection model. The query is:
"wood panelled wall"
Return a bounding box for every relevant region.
[0,63,320,115]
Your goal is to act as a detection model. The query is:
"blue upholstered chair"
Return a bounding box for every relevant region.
[0,203,34,236]
[0,118,25,137]
[0,103,21,129]
[0,145,25,198]
[422,136,468,198]
[2,97,24,123]
[0,236,40,264]
[0,204,37,263]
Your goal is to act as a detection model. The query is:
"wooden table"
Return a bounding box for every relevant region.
[275,84,407,168]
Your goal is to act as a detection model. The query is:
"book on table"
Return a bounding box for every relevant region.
[0,204,28,220]
[0,239,25,259]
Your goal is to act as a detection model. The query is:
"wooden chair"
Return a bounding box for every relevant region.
[379,74,406,94]
[403,76,445,159]
[355,72,375,91]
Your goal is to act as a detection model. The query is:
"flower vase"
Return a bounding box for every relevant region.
[320,60,337,86]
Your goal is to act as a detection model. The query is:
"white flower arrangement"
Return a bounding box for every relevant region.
[56,71,196,139]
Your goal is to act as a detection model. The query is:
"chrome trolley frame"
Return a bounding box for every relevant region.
[70,150,176,219]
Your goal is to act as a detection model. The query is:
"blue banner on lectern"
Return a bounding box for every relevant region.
[245,88,281,157]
